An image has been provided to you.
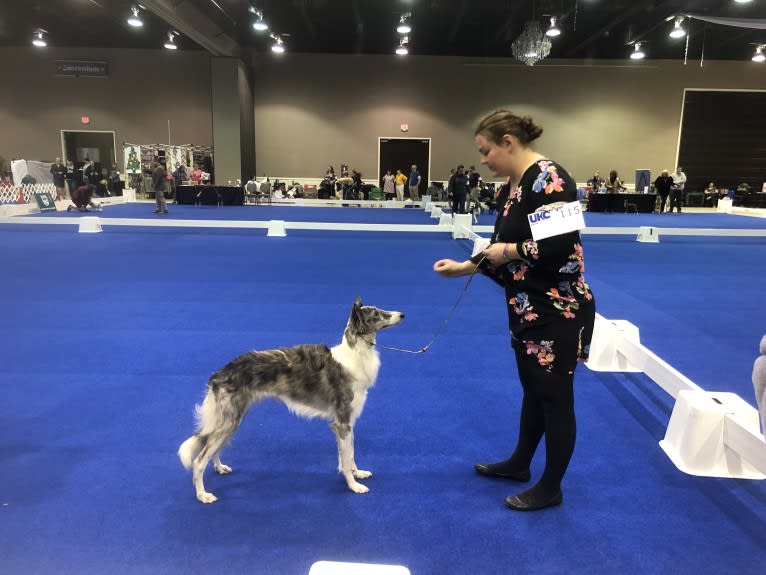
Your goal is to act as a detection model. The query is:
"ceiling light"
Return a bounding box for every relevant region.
[545,17,561,38]
[271,35,285,54]
[630,42,645,60]
[753,45,765,63]
[511,21,552,66]
[396,37,409,55]
[397,13,411,35]
[127,6,143,28]
[32,29,47,47]
[250,7,268,32]
[164,31,178,50]
[669,17,686,39]
[734,0,753,4]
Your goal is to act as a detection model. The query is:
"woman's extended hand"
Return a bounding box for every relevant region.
[433,259,475,278]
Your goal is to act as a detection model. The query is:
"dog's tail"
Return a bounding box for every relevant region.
[178,389,217,470]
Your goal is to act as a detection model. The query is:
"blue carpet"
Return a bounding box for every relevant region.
[27,202,766,229]
[0,217,764,575]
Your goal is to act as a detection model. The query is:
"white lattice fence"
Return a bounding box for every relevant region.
[0,183,56,204]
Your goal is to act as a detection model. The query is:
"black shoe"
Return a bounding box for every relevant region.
[504,490,563,511]
[474,461,531,482]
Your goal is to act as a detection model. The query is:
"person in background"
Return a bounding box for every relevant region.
[408,164,421,201]
[703,181,723,207]
[173,164,187,188]
[604,169,626,213]
[381,169,395,200]
[67,184,102,212]
[83,159,99,186]
[50,157,67,201]
[190,164,203,184]
[587,171,604,194]
[468,165,482,201]
[433,109,595,512]
[108,162,123,196]
[394,169,407,201]
[653,169,674,213]
[448,164,469,214]
[670,166,687,213]
[151,159,168,214]
[65,159,76,195]
[21,173,37,185]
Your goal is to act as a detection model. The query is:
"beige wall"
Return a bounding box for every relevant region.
[2,47,765,186]
[251,54,766,185]
[0,47,213,166]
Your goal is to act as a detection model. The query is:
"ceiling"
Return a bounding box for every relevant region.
[2,0,766,62]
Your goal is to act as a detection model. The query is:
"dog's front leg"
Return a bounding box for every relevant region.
[332,422,369,493]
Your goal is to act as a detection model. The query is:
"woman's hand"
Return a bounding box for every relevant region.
[433,259,474,278]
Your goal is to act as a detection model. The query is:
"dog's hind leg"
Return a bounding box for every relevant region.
[213,453,232,475]
[192,424,238,504]
[332,421,369,493]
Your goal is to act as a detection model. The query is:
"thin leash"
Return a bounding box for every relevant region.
[369,255,488,354]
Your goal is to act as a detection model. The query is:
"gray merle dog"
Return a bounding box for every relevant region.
[178,297,404,503]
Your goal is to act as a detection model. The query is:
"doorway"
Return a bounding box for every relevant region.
[61,130,116,183]
[378,138,430,198]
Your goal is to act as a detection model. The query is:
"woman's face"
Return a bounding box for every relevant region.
[474,133,510,178]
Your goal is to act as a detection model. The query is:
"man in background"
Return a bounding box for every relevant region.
[151,159,169,214]
[408,164,421,201]
[50,157,67,201]
[670,166,687,213]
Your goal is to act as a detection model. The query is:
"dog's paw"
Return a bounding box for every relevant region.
[214,463,232,475]
[353,469,372,480]
[197,491,218,504]
[348,482,369,494]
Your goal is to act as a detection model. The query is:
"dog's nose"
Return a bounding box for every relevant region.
[399,313,405,319]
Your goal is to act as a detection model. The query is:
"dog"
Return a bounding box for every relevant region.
[178,297,404,503]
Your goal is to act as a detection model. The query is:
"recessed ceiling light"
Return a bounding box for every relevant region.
[630,42,645,60]
[32,29,47,47]
[669,17,686,39]
[545,17,561,38]
[127,6,143,28]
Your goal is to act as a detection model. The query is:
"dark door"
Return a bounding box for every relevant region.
[379,138,430,198]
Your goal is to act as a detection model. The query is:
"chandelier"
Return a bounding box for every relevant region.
[511,21,552,66]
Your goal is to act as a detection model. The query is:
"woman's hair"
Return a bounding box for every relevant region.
[475,110,543,146]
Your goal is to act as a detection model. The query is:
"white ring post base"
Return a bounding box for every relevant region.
[267,220,287,236]
[660,390,766,479]
[636,226,660,243]
[309,561,410,575]
[586,316,642,372]
[452,213,472,239]
[78,216,102,233]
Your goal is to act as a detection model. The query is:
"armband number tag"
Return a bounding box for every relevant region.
[528,201,586,241]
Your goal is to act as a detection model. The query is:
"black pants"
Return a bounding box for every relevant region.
[508,345,576,493]
[452,193,466,214]
[658,192,670,213]
[669,188,684,212]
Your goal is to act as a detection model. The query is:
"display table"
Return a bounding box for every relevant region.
[587,193,656,213]
[176,185,245,206]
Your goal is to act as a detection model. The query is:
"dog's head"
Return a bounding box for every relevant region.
[345,297,404,347]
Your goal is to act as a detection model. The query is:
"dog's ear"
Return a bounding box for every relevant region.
[350,297,362,324]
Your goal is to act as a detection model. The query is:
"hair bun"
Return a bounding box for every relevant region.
[521,116,543,141]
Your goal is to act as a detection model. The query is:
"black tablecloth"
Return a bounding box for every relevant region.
[176,185,245,206]
[588,193,656,213]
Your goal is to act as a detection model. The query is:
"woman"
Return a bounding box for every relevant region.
[433,110,595,511]
[394,169,407,201]
[381,169,395,200]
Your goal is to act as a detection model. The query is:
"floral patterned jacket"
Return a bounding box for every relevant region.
[471,159,595,342]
